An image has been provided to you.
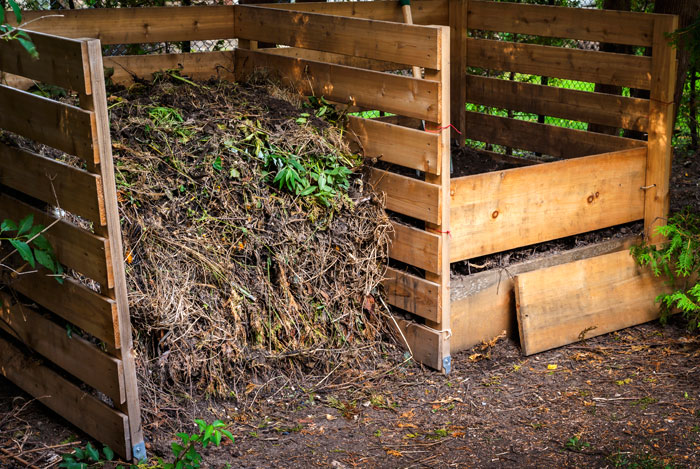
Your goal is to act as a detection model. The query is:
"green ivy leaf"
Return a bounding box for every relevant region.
[1,219,17,232]
[102,445,114,461]
[10,239,35,268]
[34,248,55,272]
[212,156,222,172]
[8,0,21,24]
[17,214,33,236]
[85,442,99,462]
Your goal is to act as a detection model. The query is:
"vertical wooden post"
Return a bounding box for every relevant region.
[81,39,146,462]
[449,0,467,145]
[424,26,451,374]
[644,14,678,244]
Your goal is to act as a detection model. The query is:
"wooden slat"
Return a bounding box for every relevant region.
[0,293,124,404]
[347,116,439,174]
[450,148,647,262]
[466,74,650,133]
[16,6,234,44]
[264,0,449,26]
[0,193,112,288]
[450,0,468,140]
[104,51,235,86]
[467,38,652,90]
[0,335,130,457]
[234,5,440,69]
[464,111,645,159]
[470,0,655,47]
[0,30,90,93]
[395,319,443,370]
[369,168,441,224]
[235,49,439,121]
[0,85,96,163]
[262,47,401,72]
[389,222,441,274]
[0,143,105,225]
[449,236,638,353]
[383,267,440,322]
[515,250,669,355]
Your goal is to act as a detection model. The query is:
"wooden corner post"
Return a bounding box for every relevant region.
[81,39,146,462]
[424,25,452,374]
[449,0,467,144]
[644,14,678,244]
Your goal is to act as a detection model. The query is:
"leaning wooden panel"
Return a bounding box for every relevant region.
[0,293,124,404]
[346,116,440,174]
[17,6,234,45]
[466,74,650,133]
[467,38,652,90]
[0,143,105,225]
[0,335,130,456]
[383,267,440,322]
[469,0,654,46]
[450,236,638,353]
[389,222,441,274]
[0,30,90,93]
[234,5,440,69]
[0,85,96,163]
[515,250,669,355]
[464,112,644,159]
[105,51,235,86]
[0,193,112,288]
[450,148,647,262]
[369,168,441,224]
[235,49,439,121]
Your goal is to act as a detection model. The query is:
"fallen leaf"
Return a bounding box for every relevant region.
[386,449,403,457]
[326,414,337,421]
[547,364,558,370]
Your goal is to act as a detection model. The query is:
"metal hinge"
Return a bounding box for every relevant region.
[442,356,452,375]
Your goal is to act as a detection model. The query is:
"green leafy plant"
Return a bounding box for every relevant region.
[160,419,234,469]
[565,435,591,452]
[631,208,700,329]
[0,0,38,58]
[59,442,114,468]
[1,214,63,282]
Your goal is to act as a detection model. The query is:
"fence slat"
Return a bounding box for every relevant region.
[383,267,440,322]
[369,168,441,224]
[234,5,440,69]
[389,222,441,274]
[467,38,652,90]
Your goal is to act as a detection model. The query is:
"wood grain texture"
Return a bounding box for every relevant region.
[449,0,468,140]
[466,74,650,133]
[368,168,441,224]
[235,5,440,69]
[0,143,105,226]
[389,222,441,274]
[383,267,440,322]
[346,116,439,174]
[0,335,130,454]
[395,319,443,370]
[104,51,235,86]
[0,292,124,404]
[467,38,652,90]
[262,47,401,71]
[515,249,669,355]
[0,30,90,93]
[469,0,654,46]
[450,148,647,262]
[235,48,439,121]
[450,236,638,353]
[0,85,96,163]
[464,111,645,158]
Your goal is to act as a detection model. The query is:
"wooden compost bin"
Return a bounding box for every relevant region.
[0,0,676,458]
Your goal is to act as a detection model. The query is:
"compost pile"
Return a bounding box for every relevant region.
[106,74,394,400]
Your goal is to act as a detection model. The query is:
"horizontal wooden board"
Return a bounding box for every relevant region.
[0,85,96,163]
[0,292,124,404]
[346,116,439,174]
[264,0,449,26]
[466,74,650,133]
[0,143,105,225]
[235,49,439,121]
[383,266,440,322]
[0,193,112,288]
[0,30,89,93]
[0,335,130,457]
[515,249,669,355]
[467,38,652,90]
[17,6,234,44]
[464,111,645,159]
[235,5,440,69]
[389,221,441,274]
[450,148,647,261]
[450,236,638,353]
[395,318,443,370]
[469,0,655,46]
[104,51,235,86]
[262,47,401,72]
[369,168,441,224]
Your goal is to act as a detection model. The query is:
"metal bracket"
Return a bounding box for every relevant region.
[132,441,147,461]
[442,356,452,375]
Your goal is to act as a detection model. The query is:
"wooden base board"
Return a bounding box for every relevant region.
[450,235,640,353]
